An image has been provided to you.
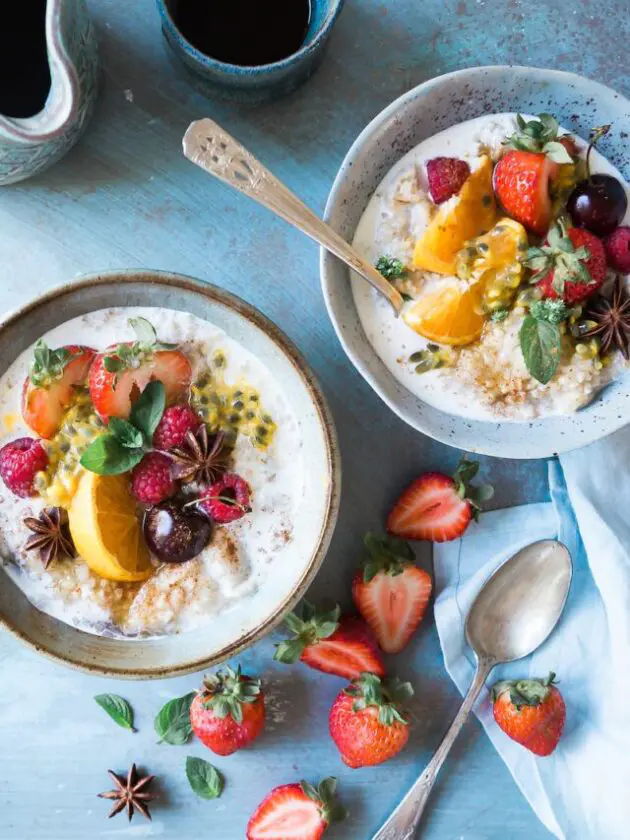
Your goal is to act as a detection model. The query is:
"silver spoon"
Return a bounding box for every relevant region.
[373,538,572,840]
[182,118,404,316]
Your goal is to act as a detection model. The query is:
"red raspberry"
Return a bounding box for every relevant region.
[153,404,202,450]
[130,452,177,505]
[426,157,471,204]
[0,437,48,498]
[604,226,630,274]
[199,473,251,524]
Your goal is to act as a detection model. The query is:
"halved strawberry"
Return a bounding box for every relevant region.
[22,343,95,439]
[352,533,432,653]
[494,151,560,236]
[246,778,346,840]
[387,456,493,543]
[274,602,385,680]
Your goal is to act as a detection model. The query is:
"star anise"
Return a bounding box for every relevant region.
[24,507,75,569]
[98,764,156,821]
[584,275,630,359]
[169,425,228,484]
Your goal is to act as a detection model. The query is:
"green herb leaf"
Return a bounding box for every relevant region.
[108,417,145,449]
[130,381,166,441]
[154,692,196,745]
[103,355,125,374]
[80,435,145,475]
[519,314,562,384]
[185,756,224,800]
[94,694,136,732]
[529,299,569,324]
[375,255,407,280]
[491,309,510,322]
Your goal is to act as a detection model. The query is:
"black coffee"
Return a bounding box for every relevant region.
[0,0,51,118]
[170,0,312,67]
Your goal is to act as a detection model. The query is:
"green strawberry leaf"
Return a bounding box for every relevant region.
[80,435,144,475]
[519,314,561,384]
[129,380,166,441]
[94,694,136,732]
[185,756,224,800]
[154,692,196,745]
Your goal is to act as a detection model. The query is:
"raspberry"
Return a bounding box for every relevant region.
[130,452,177,505]
[0,437,48,498]
[604,226,630,274]
[426,157,471,204]
[153,404,202,450]
[199,473,251,524]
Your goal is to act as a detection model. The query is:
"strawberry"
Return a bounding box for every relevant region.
[89,318,191,423]
[494,151,559,236]
[22,342,95,439]
[246,777,347,840]
[273,602,385,680]
[189,665,265,757]
[526,220,607,305]
[387,456,493,542]
[426,157,470,204]
[329,673,413,768]
[352,533,432,654]
[491,672,566,757]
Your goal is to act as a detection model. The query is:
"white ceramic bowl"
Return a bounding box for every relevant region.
[321,66,630,459]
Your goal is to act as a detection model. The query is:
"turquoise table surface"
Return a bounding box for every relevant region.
[1,1,629,838]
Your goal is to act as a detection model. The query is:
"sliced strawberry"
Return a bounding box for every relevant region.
[494,150,559,236]
[426,157,470,204]
[387,456,493,543]
[22,344,95,439]
[274,603,385,680]
[247,778,346,840]
[352,533,432,653]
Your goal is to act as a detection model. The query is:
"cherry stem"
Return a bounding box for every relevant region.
[586,124,611,181]
[184,495,250,512]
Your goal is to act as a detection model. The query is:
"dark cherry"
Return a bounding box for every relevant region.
[567,174,628,237]
[143,500,212,564]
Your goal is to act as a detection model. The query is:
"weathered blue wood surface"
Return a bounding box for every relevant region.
[1,0,628,837]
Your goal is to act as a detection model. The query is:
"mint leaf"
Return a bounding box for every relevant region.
[186,756,224,800]
[130,381,166,441]
[154,692,196,745]
[94,694,136,732]
[80,435,144,475]
[108,417,145,449]
[375,255,407,280]
[519,314,561,384]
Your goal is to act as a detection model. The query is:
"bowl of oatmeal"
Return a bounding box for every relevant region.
[321,66,630,458]
[0,270,339,677]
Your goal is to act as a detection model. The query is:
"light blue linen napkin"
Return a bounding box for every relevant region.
[433,429,630,840]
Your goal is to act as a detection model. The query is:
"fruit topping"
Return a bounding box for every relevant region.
[491,672,565,756]
[494,150,559,236]
[352,533,432,654]
[583,275,630,360]
[604,225,630,273]
[190,665,265,756]
[246,777,346,840]
[274,602,385,680]
[169,426,227,485]
[519,299,569,384]
[143,499,212,563]
[328,673,414,768]
[69,472,152,582]
[413,155,497,275]
[502,113,575,163]
[455,218,528,315]
[198,472,251,524]
[408,344,456,374]
[426,157,471,204]
[153,403,202,450]
[24,506,75,568]
[403,282,486,346]
[89,318,192,423]
[98,764,156,822]
[526,220,607,305]
[22,342,95,439]
[0,436,48,498]
[130,451,177,505]
[387,456,493,542]
[567,125,628,236]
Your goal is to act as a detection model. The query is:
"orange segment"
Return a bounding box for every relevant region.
[403,283,486,346]
[413,156,497,275]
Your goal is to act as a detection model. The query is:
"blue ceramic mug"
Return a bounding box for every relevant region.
[156,0,345,104]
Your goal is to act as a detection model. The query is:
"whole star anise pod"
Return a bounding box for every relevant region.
[169,425,228,485]
[24,507,75,569]
[584,275,630,359]
[98,764,156,821]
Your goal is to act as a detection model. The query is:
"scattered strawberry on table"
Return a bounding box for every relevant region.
[352,532,432,653]
[246,777,347,840]
[491,672,566,756]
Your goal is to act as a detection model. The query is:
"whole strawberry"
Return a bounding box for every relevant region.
[526,220,607,305]
[130,451,177,505]
[153,403,202,450]
[190,665,265,756]
[329,673,413,768]
[246,777,346,840]
[274,601,385,680]
[352,533,432,654]
[491,672,566,756]
[0,437,48,498]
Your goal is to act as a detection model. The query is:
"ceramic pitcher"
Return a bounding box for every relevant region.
[0,0,98,186]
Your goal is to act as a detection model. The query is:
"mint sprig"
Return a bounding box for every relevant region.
[375,255,407,280]
[186,756,224,800]
[154,691,196,745]
[94,694,136,732]
[519,302,566,385]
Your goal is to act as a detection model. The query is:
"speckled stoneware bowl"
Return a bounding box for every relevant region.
[0,271,340,678]
[321,65,630,459]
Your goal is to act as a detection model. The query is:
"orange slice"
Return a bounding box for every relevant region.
[69,472,152,582]
[413,156,497,275]
[403,283,486,346]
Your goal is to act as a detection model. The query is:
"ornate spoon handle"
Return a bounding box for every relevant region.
[372,657,495,840]
[182,118,403,316]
